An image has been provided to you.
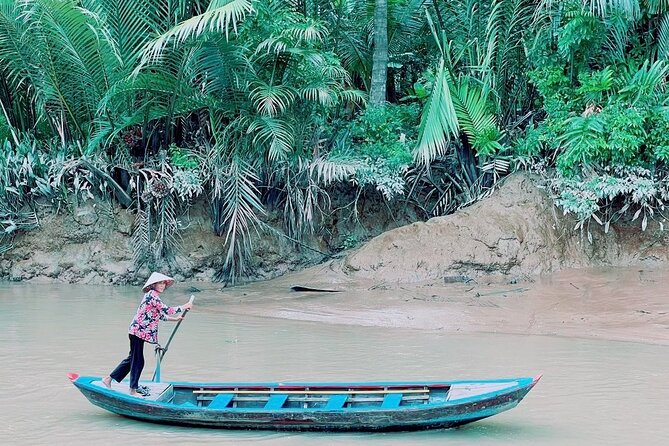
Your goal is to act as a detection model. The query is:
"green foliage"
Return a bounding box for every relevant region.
[0,113,12,143]
[131,152,205,270]
[521,1,669,238]
[556,114,607,174]
[0,137,46,246]
[338,233,359,251]
[576,67,614,104]
[0,0,545,282]
[348,104,417,168]
[523,56,669,174]
[169,144,199,170]
[0,136,112,243]
[0,138,54,208]
[602,104,646,165]
[333,103,418,200]
[557,10,605,66]
[646,109,669,162]
[549,166,666,237]
[412,1,527,176]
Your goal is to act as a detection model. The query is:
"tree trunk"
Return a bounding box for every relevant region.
[369,0,388,106]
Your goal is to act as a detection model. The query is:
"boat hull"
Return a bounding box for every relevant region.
[70,375,540,431]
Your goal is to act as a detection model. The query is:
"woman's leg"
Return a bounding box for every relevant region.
[107,335,134,385]
[128,335,145,391]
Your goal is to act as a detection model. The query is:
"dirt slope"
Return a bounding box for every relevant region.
[340,173,669,283]
[3,172,668,285]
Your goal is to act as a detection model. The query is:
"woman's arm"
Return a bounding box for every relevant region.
[153,293,183,321]
[156,293,193,321]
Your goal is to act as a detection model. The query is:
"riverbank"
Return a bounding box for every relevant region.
[187,263,669,346]
[3,172,669,346]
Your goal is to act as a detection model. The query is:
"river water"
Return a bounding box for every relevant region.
[1,281,668,445]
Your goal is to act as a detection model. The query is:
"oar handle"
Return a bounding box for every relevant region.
[152,295,195,382]
[179,295,195,319]
[162,295,195,356]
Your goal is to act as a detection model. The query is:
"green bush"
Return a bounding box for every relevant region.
[333,104,419,199]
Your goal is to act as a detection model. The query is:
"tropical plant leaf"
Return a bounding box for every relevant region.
[250,82,296,117]
[414,55,459,165]
[212,158,264,283]
[247,116,294,161]
[140,0,254,66]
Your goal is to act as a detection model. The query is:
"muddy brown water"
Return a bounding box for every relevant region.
[1,278,668,445]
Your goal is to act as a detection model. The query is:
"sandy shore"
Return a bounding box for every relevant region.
[179,263,669,347]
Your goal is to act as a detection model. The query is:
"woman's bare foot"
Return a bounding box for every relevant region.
[102,376,112,389]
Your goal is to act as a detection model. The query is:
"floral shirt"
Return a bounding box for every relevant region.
[128,290,183,344]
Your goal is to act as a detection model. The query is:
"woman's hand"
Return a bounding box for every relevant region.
[182,301,193,311]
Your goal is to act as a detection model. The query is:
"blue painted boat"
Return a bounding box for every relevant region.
[69,373,541,431]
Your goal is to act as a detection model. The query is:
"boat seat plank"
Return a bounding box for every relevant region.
[264,394,289,410]
[197,394,428,404]
[381,393,403,408]
[325,394,348,410]
[193,388,428,395]
[208,393,234,409]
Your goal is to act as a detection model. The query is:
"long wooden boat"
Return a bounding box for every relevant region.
[69,373,541,431]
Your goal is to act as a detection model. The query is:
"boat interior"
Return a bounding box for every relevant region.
[94,381,454,409]
[178,384,452,410]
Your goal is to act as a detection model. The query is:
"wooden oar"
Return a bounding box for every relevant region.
[152,295,194,382]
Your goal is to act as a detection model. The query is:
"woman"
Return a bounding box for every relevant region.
[102,272,194,396]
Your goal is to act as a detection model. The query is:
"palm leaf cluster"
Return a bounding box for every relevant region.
[411,0,535,212]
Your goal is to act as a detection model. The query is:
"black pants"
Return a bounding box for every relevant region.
[109,334,145,390]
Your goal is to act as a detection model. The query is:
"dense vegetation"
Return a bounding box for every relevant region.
[2,0,669,281]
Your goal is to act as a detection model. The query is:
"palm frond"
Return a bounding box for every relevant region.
[250,82,296,117]
[80,0,167,72]
[647,0,669,14]
[387,0,430,56]
[618,59,669,104]
[0,1,33,86]
[337,88,367,105]
[213,157,265,283]
[151,194,180,262]
[335,32,371,85]
[585,0,640,19]
[658,13,669,61]
[131,208,150,268]
[414,56,459,166]
[299,81,336,107]
[285,17,328,43]
[559,114,606,165]
[140,0,254,67]
[195,37,250,98]
[247,116,294,161]
[309,156,358,186]
[451,78,503,156]
[256,34,291,55]
[3,0,122,137]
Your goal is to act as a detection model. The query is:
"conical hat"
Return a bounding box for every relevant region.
[142,272,175,292]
